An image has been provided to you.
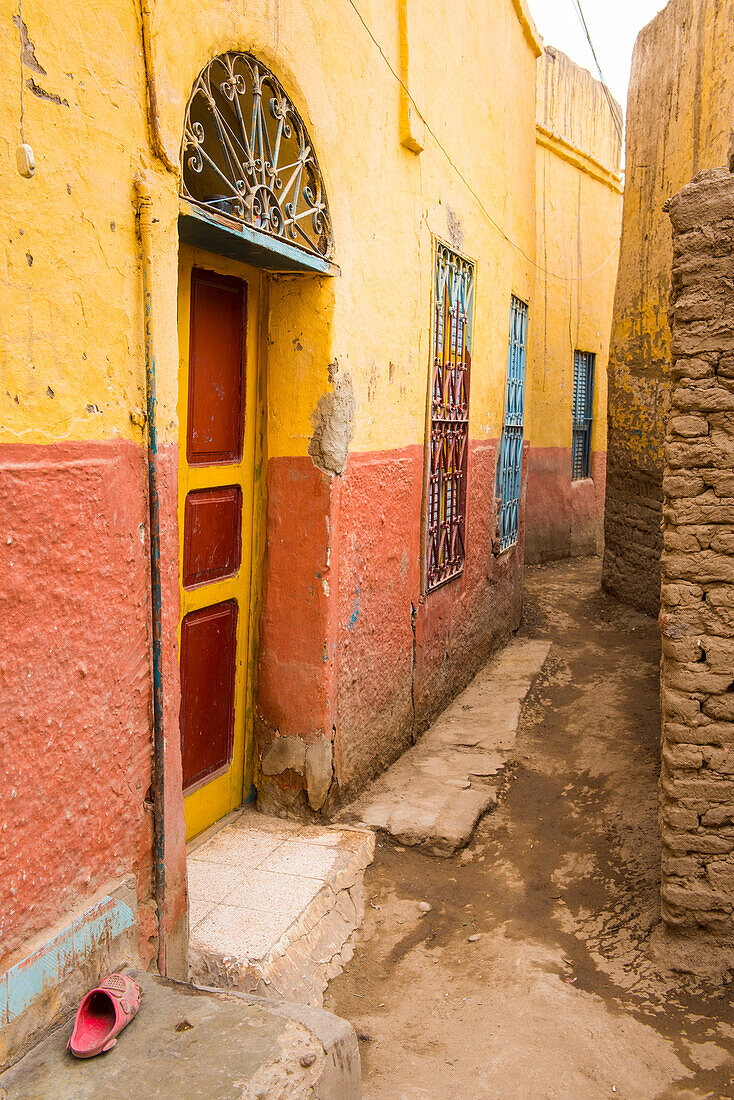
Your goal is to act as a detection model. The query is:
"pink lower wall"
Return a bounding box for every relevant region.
[334,445,424,796]
[256,457,339,812]
[257,439,525,810]
[2,429,527,964]
[524,446,606,564]
[0,441,159,971]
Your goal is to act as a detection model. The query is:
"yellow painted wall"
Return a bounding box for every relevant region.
[527,47,622,457]
[0,0,542,462]
[0,5,152,447]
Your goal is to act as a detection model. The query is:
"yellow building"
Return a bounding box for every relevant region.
[526,47,622,562]
[0,0,620,1060]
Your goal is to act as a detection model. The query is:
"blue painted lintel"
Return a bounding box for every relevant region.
[178,201,340,277]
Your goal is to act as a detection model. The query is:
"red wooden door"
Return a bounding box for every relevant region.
[179,266,253,833]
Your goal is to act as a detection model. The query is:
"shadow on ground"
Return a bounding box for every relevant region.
[326,558,734,1100]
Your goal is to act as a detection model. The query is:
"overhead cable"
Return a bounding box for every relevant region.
[569,0,624,142]
[343,0,620,283]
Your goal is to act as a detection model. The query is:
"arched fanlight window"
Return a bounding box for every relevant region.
[181,53,333,261]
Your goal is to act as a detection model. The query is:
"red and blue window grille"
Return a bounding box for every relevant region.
[425,243,475,592]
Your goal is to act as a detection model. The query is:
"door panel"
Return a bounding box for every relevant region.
[183,486,242,588]
[180,600,238,790]
[187,271,246,465]
[178,251,260,841]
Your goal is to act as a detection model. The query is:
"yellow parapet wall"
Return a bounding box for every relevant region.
[525,46,622,562]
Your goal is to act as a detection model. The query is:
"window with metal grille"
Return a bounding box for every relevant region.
[572,351,595,480]
[424,243,475,592]
[496,296,528,552]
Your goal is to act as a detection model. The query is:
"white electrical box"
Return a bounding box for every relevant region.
[16,143,35,178]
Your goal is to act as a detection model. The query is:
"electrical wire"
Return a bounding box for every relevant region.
[343,0,620,283]
[18,0,25,143]
[569,0,624,143]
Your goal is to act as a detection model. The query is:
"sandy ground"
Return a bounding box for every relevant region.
[326,558,734,1100]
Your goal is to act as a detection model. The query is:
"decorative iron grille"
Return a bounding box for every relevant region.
[181,53,333,260]
[496,296,528,552]
[425,243,475,592]
[572,351,595,480]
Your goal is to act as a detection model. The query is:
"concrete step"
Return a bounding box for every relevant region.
[339,637,551,855]
[0,970,361,1099]
[187,810,375,1006]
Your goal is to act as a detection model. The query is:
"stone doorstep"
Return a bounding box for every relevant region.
[339,637,552,855]
[187,810,375,1006]
[0,970,361,1100]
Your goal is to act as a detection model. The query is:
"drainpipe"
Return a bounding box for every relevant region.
[139,0,179,175]
[134,175,168,974]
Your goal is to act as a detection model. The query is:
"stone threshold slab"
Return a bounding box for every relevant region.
[0,970,361,1099]
[187,809,375,1006]
[338,637,552,855]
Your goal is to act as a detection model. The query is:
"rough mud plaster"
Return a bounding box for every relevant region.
[12,15,46,75]
[335,440,523,801]
[525,448,606,563]
[261,736,308,775]
[154,443,188,977]
[603,0,734,616]
[256,457,338,816]
[661,168,734,934]
[334,446,424,798]
[0,441,155,969]
[305,738,334,811]
[258,442,524,811]
[413,441,525,736]
[331,439,523,801]
[308,362,356,476]
[536,47,622,170]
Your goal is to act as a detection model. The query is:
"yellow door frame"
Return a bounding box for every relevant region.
[176,244,263,841]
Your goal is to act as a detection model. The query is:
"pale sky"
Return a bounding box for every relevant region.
[527,0,668,114]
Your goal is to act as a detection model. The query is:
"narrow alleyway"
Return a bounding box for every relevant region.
[326,558,734,1099]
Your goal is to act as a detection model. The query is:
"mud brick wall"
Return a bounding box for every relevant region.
[603,463,663,615]
[603,0,734,618]
[661,168,734,932]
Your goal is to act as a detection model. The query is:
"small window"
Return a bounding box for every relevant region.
[572,351,595,480]
[424,243,475,592]
[496,296,529,552]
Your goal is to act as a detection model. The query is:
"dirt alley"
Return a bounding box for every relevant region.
[326,558,734,1100]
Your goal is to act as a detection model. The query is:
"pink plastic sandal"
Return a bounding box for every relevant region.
[67,973,141,1058]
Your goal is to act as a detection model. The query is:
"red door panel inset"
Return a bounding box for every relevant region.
[180,599,238,792]
[183,486,242,588]
[187,269,246,465]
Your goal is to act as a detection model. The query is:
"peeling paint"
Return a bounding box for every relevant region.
[308,361,355,477]
[445,204,464,251]
[12,16,46,75]
[25,77,69,107]
[1,896,135,1026]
